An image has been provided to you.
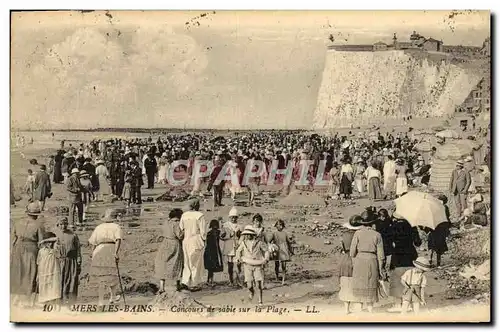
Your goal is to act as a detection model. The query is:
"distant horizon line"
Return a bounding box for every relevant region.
[11,127,310,133]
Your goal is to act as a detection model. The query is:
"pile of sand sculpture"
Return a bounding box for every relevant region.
[278,189,325,207]
[151,289,212,318]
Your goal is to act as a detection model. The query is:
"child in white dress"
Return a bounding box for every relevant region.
[37,232,61,309]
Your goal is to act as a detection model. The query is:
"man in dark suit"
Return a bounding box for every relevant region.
[144,153,157,189]
[130,161,143,204]
[449,160,471,217]
[33,164,52,211]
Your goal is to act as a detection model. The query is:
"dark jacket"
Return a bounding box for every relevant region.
[66,174,83,203]
[130,167,144,187]
[144,157,157,174]
[33,170,52,201]
[390,220,421,269]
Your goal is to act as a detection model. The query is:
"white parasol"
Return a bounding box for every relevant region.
[394,191,447,229]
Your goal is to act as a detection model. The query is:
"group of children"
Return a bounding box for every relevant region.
[203,208,294,305]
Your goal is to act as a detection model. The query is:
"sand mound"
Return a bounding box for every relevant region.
[152,290,212,317]
[278,189,325,207]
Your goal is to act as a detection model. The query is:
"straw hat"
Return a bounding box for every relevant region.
[241,225,256,236]
[413,257,432,271]
[456,160,464,166]
[25,202,42,216]
[71,168,80,174]
[39,232,58,245]
[64,152,72,158]
[229,207,238,217]
[79,170,89,177]
[96,159,104,165]
[342,215,363,230]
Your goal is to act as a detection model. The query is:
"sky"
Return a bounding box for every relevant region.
[10,10,490,130]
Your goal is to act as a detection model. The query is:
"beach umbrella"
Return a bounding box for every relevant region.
[394,191,447,229]
[436,129,460,139]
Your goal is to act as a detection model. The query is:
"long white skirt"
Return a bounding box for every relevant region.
[181,237,205,288]
[37,249,61,303]
[97,175,111,195]
[396,177,408,196]
[158,165,168,183]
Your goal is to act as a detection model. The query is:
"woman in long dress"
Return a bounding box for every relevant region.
[339,215,362,314]
[157,153,169,185]
[270,219,294,285]
[328,162,340,199]
[395,159,408,197]
[53,150,64,183]
[375,209,393,271]
[226,155,242,201]
[354,159,366,196]
[155,209,184,293]
[364,160,383,200]
[11,202,46,307]
[204,219,224,286]
[55,217,82,307]
[350,211,385,313]
[37,232,61,308]
[95,160,112,201]
[88,209,123,305]
[339,158,354,200]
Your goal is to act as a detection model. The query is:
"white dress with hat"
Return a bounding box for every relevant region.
[88,222,122,286]
[95,164,111,196]
[179,211,207,287]
[225,161,242,195]
[37,246,62,303]
[157,157,169,184]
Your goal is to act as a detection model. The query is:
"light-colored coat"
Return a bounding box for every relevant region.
[449,168,471,194]
[179,211,207,287]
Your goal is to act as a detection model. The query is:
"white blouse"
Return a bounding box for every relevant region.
[364,166,381,180]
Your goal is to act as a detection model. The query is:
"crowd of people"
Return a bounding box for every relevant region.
[10,127,491,312]
[25,129,490,208]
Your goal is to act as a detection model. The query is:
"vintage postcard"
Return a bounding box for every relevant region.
[10,10,491,323]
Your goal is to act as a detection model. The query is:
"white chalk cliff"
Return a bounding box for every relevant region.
[313,50,482,129]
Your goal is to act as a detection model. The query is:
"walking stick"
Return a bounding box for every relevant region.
[115,258,127,306]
